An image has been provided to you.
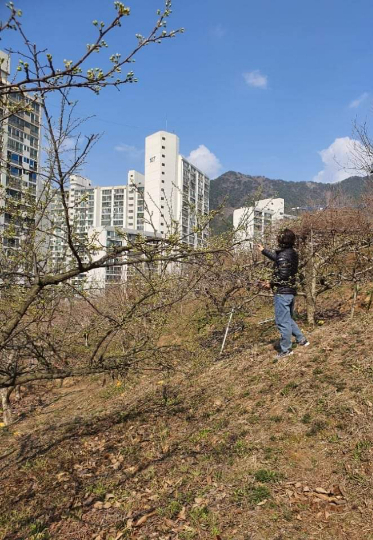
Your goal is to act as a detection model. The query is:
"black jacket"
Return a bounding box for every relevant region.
[262,247,299,295]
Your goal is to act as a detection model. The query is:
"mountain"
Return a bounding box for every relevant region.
[209,172,369,234]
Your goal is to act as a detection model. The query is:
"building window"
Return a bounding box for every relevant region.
[162,172,165,175]
[161,180,165,184]
[162,146,165,149]
[161,205,164,209]
[162,163,165,167]
[161,197,164,200]
[162,154,165,158]
[162,137,166,140]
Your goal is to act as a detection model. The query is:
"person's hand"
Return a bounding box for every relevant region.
[257,243,264,252]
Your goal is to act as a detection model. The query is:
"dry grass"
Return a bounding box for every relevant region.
[1,306,373,539]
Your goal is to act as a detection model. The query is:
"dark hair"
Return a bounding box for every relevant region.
[278,228,296,248]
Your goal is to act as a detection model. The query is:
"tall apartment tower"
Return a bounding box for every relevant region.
[50,172,146,284]
[233,198,286,246]
[0,50,42,251]
[144,131,209,246]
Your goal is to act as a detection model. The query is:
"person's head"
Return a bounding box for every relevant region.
[278,228,296,248]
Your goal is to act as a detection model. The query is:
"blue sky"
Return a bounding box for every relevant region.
[3,0,373,185]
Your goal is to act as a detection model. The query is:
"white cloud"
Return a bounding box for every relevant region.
[313,137,364,183]
[211,23,226,39]
[187,145,223,178]
[114,143,144,160]
[62,137,76,150]
[349,92,369,109]
[243,70,268,89]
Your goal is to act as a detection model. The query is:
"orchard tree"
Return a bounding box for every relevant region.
[0,1,232,425]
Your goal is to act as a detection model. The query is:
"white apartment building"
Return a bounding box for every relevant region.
[144,131,210,246]
[0,50,42,251]
[233,198,285,245]
[85,226,157,288]
[50,130,211,287]
[50,172,149,286]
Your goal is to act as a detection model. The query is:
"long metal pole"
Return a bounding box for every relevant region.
[220,308,235,355]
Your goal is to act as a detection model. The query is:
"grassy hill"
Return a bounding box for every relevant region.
[1,299,373,539]
[209,173,369,234]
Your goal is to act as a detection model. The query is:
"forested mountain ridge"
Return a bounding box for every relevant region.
[209,171,368,233]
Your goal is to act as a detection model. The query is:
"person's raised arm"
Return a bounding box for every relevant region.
[257,244,277,262]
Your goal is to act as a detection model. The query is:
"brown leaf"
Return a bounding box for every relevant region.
[315,487,329,494]
[315,493,331,501]
[83,495,95,507]
[135,510,156,527]
[93,501,103,509]
[178,506,187,521]
[332,484,346,497]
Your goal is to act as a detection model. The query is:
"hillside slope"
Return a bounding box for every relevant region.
[1,312,373,539]
[209,173,368,234]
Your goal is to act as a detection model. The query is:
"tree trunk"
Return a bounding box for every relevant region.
[1,388,13,426]
[304,229,317,325]
[350,282,359,319]
[368,289,373,311]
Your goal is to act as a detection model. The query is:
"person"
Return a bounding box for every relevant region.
[257,228,309,359]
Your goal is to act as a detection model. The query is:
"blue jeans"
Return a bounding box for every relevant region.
[274,294,305,353]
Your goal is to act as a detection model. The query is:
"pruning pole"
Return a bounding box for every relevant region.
[220,308,235,355]
[258,317,275,325]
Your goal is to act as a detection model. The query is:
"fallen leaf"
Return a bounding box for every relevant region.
[135,510,156,527]
[194,497,204,505]
[315,493,331,501]
[257,499,267,506]
[315,487,329,494]
[83,495,95,507]
[332,484,346,498]
[178,507,187,521]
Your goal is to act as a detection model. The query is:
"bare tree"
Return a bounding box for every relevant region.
[296,207,373,324]
[0,2,233,425]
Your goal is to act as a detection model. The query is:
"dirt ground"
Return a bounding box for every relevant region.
[1,309,373,540]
